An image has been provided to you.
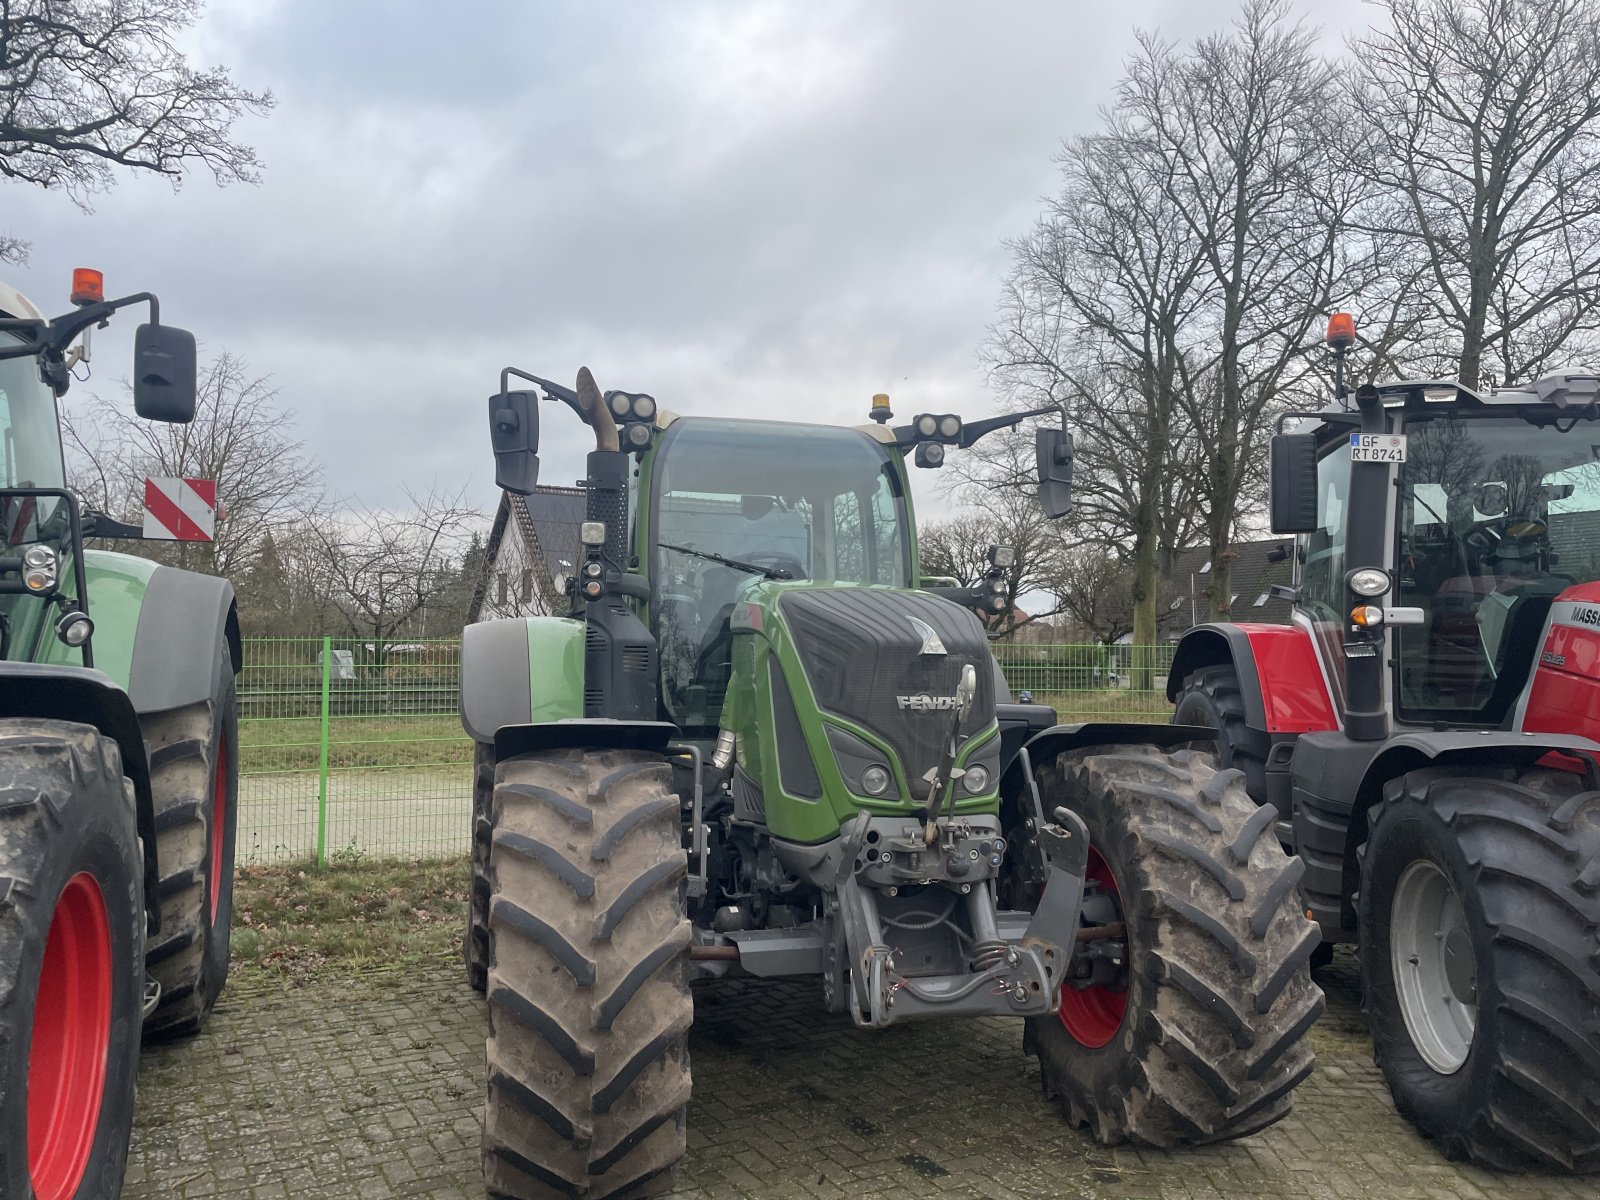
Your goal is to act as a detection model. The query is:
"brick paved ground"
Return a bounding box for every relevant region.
[126,951,1593,1200]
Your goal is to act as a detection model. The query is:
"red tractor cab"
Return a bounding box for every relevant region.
[1169,322,1600,1173]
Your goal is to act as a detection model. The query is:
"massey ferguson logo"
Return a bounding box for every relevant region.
[897,693,960,712]
[1574,605,1600,629]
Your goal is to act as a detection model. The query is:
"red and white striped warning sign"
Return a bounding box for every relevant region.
[143,478,217,542]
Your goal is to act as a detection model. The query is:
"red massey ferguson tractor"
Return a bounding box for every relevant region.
[1169,316,1600,1173]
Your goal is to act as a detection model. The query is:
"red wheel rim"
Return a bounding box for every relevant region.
[209,735,229,923]
[1058,846,1128,1049]
[28,872,114,1200]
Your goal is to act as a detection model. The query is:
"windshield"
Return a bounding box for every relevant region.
[1,336,64,492]
[651,417,911,726]
[1,335,67,657]
[1395,411,1600,724]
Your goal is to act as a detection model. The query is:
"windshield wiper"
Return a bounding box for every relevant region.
[659,541,793,580]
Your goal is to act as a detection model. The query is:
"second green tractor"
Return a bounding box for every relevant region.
[460,369,1324,1199]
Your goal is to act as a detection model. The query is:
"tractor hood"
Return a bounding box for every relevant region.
[776,586,995,776]
[730,582,1001,841]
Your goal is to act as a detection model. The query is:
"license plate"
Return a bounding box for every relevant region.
[1350,433,1407,462]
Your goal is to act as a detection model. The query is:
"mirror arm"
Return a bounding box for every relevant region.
[889,401,1066,449]
[959,401,1066,449]
[46,292,161,358]
[501,366,585,419]
[0,292,160,365]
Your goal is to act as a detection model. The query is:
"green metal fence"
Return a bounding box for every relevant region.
[236,637,1177,864]
[238,637,469,865]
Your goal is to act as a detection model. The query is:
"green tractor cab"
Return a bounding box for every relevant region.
[1,273,239,1198]
[461,367,1324,1199]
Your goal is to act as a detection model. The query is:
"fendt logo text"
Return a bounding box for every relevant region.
[897,693,960,712]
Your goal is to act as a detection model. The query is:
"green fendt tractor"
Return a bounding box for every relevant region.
[1,273,240,1199]
[460,368,1324,1199]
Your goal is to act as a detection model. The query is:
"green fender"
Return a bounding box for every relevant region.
[44,550,240,710]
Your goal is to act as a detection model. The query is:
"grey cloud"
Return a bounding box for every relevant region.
[4,0,1373,515]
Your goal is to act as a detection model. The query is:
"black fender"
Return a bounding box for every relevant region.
[1165,623,1268,729]
[1353,730,1600,834]
[1297,729,1600,934]
[0,663,161,933]
[494,719,680,761]
[128,566,241,713]
[1007,720,1215,787]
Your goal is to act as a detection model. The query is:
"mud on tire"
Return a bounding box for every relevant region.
[142,650,239,1039]
[467,741,492,993]
[1026,746,1324,1147]
[1359,766,1600,1172]
[484,748,692,1200]
[0,719,144,1199]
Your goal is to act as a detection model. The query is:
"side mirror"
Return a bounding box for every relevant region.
[489,390,540,495]
[1270,433,1319,533]
[132,324,198,423]
[1036,428,1074,519]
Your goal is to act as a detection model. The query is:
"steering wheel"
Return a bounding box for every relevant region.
[1464,516,1547,559]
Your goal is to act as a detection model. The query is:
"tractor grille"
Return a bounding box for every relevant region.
[777,588,993,802]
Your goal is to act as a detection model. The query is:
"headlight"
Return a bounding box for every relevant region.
[1348,567,1390,597]
[861,765,891,796]
[962,764,991,794]
[938,414,961,440]
[626,423,652,447]
[22,545,57,593]
[608,393,631,416]
[633,394,657,420]
[915,414,938,438]
[56,610,94,647]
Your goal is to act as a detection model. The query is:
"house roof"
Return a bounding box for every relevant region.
[1159,537,1294,639]
[468,486,587,622]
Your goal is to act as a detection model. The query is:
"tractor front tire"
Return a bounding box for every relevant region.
[142,649,240,1039]
[466,742,492,993]
[0,720,144,1200]
[484,748,692,1200]
[1026,746,1324,1147]
[1359,767,1600,1172]
[1172,666,1267,805]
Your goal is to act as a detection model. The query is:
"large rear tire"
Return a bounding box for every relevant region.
[141,650,239,1039]
[1359,766,1600,1172]
[1171,666,1267,805]
[483,748,692,1200]
[1026,746,1324,1146]
[466,741,492,993]
[0,719,144,1200]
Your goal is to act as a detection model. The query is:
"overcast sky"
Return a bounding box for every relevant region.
[4,0,1378,522]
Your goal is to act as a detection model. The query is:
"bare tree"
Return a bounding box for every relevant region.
[62,351,323,579]
[1124,0,1345,619]
[986,71,1214,681]
[918,480,1068,637]
[1352,0,1600,389]
[1047,547,1136,645]
[306,486,483,657]
[0,0,272,263]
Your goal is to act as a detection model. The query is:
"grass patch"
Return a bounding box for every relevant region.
[230,856,468,985]
[239,714,472,773]
[1033,689,1174,723]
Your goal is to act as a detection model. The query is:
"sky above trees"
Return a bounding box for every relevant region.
[2,0,1375,519]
